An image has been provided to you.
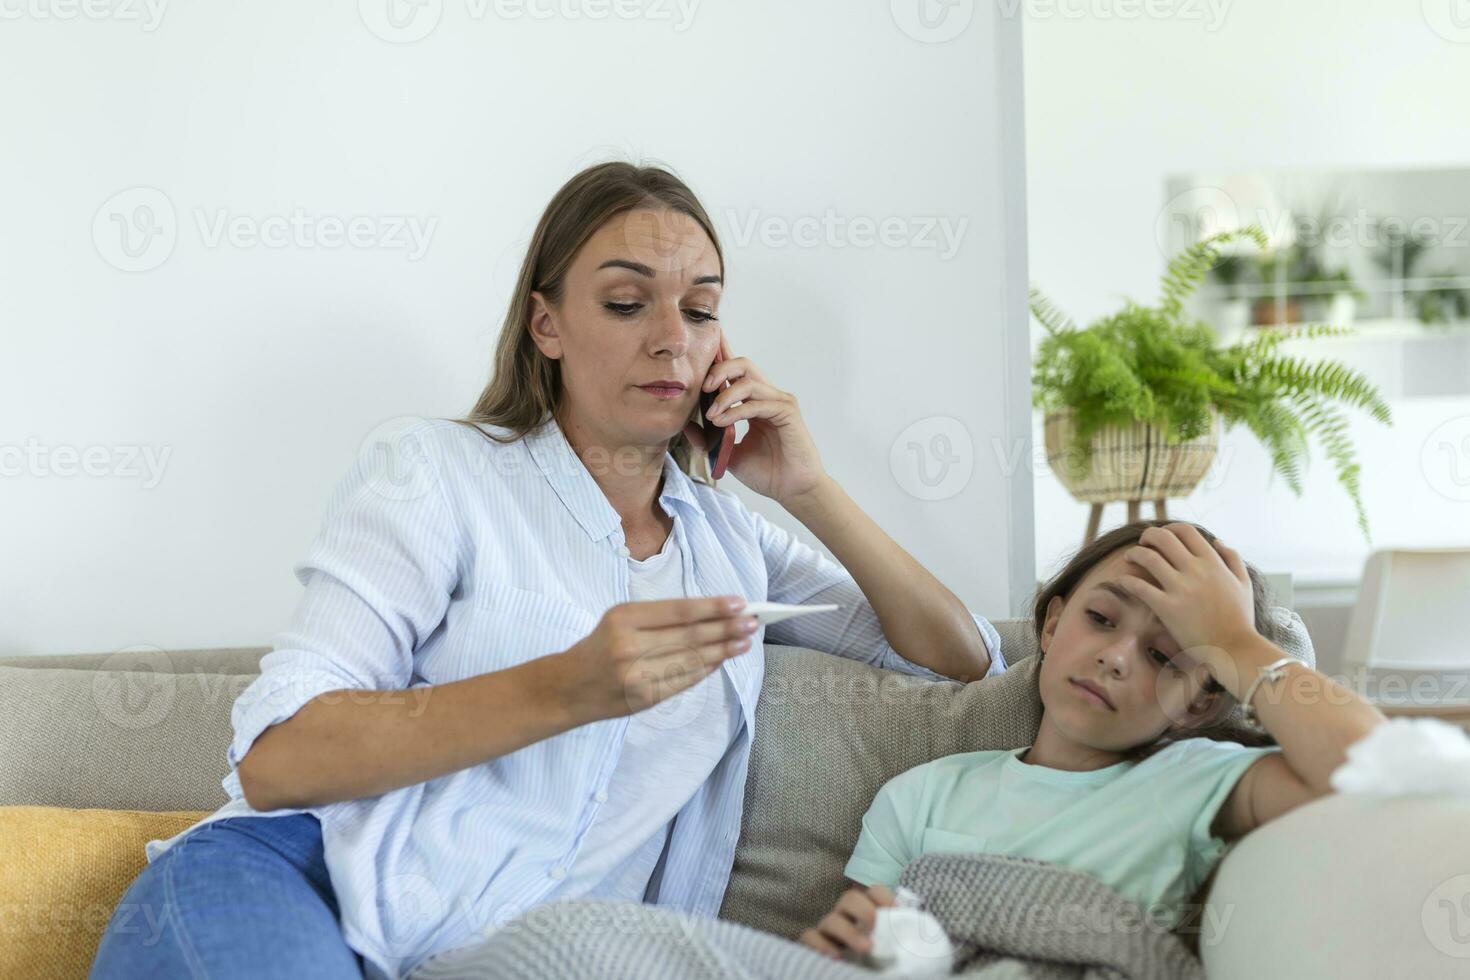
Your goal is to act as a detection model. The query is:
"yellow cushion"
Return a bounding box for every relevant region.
[0,807,211,979]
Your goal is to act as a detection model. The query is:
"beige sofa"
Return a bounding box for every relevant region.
[2,610,1467,978]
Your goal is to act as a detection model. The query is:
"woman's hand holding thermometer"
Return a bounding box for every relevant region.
[552,599,841,724]
[554,596,758,724]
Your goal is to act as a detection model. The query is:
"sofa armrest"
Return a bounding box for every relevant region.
[1203,792,1470,978]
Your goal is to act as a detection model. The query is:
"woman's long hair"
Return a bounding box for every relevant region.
[452,161,724,481]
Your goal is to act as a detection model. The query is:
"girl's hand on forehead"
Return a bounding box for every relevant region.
[1114,524,1257,669]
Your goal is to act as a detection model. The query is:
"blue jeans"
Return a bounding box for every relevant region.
[90,813,365,979]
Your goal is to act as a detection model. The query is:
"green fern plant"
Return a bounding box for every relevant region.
[1032,226,1393,542]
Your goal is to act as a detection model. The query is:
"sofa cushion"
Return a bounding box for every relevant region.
[0,665,247,810]
[0,807,212,980]
[716,648,1044,938]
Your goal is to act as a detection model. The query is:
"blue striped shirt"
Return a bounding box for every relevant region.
[144,416,1007,979]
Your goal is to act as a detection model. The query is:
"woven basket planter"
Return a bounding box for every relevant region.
[1044,408,1220,507]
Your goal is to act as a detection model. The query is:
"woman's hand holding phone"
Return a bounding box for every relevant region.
[552,595,759,725]
[798,883,897,961]
[681,332,829,505]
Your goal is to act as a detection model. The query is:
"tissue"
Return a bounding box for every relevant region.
[1329,717,1470,797]
[867,886,954,978]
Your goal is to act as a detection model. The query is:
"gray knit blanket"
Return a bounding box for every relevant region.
[408,852,1205,980]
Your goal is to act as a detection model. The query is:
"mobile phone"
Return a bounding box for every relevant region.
[699,336,737,480]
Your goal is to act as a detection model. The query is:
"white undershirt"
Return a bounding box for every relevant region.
[554,517,744,904]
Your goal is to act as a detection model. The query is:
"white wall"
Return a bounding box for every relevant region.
[0,1,1034,656]
[1024,0,1470,588]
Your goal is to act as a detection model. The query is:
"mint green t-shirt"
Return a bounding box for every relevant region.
[843,738,1279,928]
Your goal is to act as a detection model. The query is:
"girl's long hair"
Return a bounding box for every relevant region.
[451,160,724,481]
[1030,519,1282,760]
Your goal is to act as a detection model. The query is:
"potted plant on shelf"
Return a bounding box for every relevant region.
[1295,264,1364,328]
[1245,250,1304,327]
[1415,272,1470,326]
[1206,252,1253,339]
[1367,221,1467,325]
[1032,226,1393,547]
[1238,246,1363,328]
[1289,205,1364,327]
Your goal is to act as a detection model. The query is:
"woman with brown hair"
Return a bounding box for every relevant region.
[91,161,1007,979]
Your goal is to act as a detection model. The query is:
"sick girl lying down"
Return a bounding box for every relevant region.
[799,520,1386,961]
